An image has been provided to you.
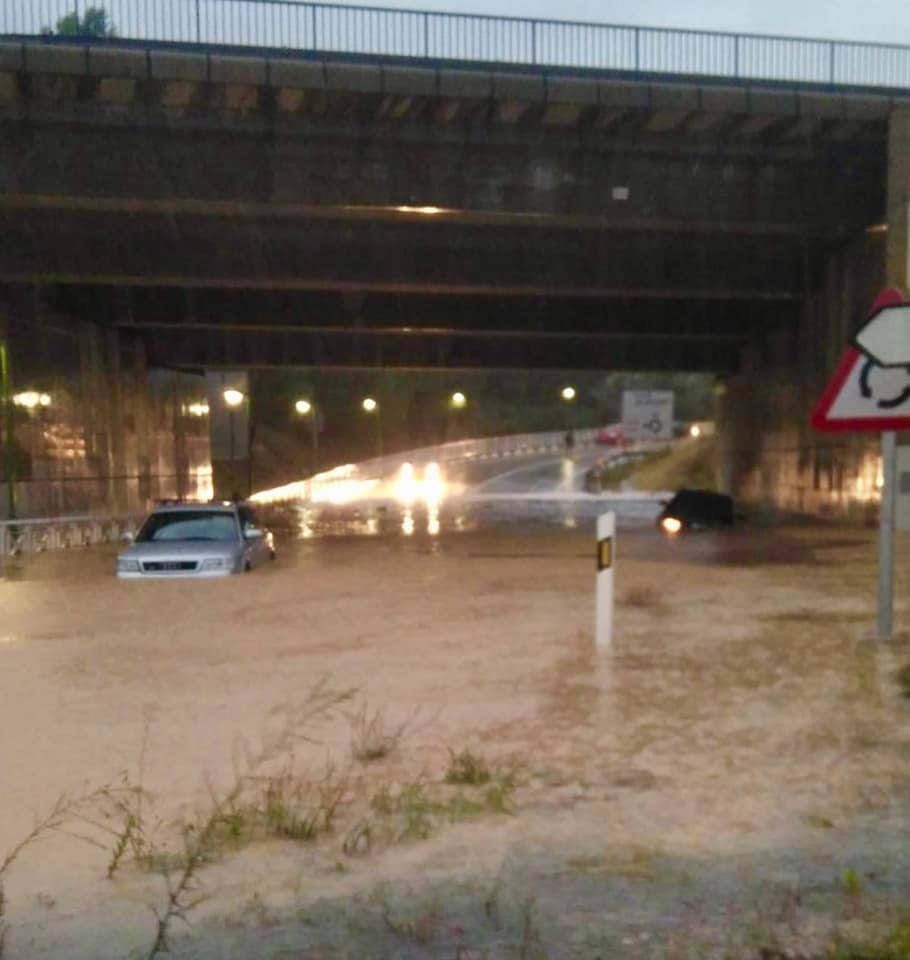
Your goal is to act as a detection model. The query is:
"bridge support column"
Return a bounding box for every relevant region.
[887,105,910,289]
[206,371,252,501]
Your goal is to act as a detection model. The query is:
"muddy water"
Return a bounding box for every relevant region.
[2,522,910,958]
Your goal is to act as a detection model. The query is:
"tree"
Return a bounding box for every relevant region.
[52,7,115,38]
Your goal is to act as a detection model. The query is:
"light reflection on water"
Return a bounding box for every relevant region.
[273,497,661,542]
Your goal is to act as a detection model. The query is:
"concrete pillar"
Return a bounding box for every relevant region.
[105,328,129,514]
[886,105,910,290]
[131,336,153,511]
[173,371,188,501]
[206,371,250,500]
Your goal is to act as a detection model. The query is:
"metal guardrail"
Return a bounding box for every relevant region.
[248,426,674,505]
[346,427,602,477]
[0,513,144,571]
[4,1,910,90]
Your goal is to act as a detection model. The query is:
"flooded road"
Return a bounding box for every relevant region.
[2,462,910,957]
[258,449,663,541]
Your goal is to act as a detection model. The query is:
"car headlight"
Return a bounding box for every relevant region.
[660,517,683,536]
[117,557,140,572]
[201,557,228,570]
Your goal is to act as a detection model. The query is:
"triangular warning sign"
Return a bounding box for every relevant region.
[812,347,910,432]
[812,288,910,433]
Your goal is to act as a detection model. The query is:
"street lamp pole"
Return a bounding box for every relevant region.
[295,399,319,473]
[0,341,15,520]
[449,391,467,442]
[223,387,246,498]
[561,385,577,453]
[362,397,382,458]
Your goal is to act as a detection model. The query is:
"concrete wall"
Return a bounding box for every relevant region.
[719,230,887,521]
[0,293,211,519]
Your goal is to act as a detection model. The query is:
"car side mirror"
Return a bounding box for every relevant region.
[244,524,264,540]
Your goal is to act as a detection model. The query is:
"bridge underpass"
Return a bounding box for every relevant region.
[0,14,905,515]
[9,17,910,960]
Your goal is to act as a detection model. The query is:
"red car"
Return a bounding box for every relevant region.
[595,427,627,447]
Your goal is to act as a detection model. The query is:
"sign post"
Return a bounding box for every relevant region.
[880,431,897,638]
[811,287,910,640]
[596,511,615,649]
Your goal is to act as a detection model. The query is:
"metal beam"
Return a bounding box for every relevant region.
[115,320,751,343]
[0,193,824,238]
[0,273,802,300]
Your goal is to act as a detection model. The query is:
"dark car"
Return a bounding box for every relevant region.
[657,488,734,535]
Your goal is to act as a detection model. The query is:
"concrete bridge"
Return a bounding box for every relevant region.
[1,2,909,515]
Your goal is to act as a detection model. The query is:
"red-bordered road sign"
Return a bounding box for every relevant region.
[811,288,910,432]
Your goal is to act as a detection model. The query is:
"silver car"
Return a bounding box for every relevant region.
[116,502,275,579]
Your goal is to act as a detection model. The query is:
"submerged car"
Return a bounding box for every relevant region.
[657,488,734,536]
[116,501,275,579]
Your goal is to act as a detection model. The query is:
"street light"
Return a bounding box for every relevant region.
[223,388,245,409]
[362,397,378,413]
[561,386,576,402]
[13,391,51,409]
[294,398,319,471]
[450,391,467,409]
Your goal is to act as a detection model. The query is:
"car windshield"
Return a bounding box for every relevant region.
[137,511,238,543]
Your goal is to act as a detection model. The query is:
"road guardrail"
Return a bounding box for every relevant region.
[0,513,144,572]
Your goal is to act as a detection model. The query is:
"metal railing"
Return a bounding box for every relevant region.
[249,426,679,506]
[0,513,144,571]
[4,0,910,90]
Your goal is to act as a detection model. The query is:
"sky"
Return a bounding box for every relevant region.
[369,1,909,45]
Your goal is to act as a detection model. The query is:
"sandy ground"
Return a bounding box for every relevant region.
[2,521,910,959]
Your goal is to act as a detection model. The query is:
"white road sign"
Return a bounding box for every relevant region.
[621,390,674,441]
[854,303,910,366]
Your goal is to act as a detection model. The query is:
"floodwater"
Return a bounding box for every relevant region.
[260,450,664,542]
[2,454,910,958]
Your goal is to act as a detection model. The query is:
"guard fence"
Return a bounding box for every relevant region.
[0,513,145,572]
[4,0,910,90]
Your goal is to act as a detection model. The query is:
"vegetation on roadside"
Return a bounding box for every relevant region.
[590,434,717,493]
[0,685,520,959]
[895,662,910,698]
[590,450,669,490]
[630,434,717,492]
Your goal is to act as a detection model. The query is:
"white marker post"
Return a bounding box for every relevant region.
[879,430,897,639]
[596,511,615,649]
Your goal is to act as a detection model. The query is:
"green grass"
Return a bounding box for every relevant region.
[592,450,668,490]
[445,749,492,786]
[822,920,910,959]
[895,662,910,698]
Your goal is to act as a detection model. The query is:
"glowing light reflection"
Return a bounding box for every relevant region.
[395,463,418,504]
[423,462,444,506]
[661,517,683,536]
